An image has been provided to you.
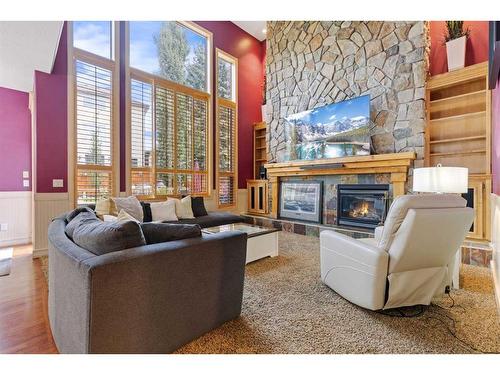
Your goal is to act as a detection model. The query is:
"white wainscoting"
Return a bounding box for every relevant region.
[0,191,32,247]
[33,193,70,258]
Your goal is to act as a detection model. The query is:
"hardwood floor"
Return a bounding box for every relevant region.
[0,245,58,354]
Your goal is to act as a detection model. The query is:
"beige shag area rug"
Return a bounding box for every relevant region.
[40,233,500,354]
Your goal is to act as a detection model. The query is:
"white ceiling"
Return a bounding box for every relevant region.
[232,21,267,41]
[0,21,63,93]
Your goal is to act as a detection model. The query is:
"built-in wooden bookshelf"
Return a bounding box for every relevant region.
[253,122,267,179]
[425,62,492,241]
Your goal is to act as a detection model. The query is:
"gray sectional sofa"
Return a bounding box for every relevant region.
[47,212,248,353]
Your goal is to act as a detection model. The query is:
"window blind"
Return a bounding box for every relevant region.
[217,103,237,206]
[75,60,113,204]
[130,79,154,196]
[130,76,210,198]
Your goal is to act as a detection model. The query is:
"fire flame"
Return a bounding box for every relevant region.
[351,202,370,217]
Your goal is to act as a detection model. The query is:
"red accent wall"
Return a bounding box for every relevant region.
[195,21,265,189]
[34,22,68,193]
[0,87,31,191]
[429,21,489,76]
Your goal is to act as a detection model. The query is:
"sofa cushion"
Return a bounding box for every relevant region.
[95,198,116,218]
[68,212,146,256]
[162,211,243,228]
[113,196,144,222]
[191,196,208,217]
[141,202,152,223]
[66,206,95,223]
[140,223,202,244]
[65,211,99,239]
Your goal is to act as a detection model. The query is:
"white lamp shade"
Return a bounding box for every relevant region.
[413,166,468,194]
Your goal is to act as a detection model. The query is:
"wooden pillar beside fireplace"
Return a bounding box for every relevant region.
[264,152,416,219]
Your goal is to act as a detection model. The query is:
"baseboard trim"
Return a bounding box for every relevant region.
[0,237,32,248]
[32,248,48,258]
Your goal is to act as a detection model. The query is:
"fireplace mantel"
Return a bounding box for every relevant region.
[264,152,416,218]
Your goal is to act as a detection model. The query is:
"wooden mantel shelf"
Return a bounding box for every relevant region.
[265,152,416,176]
[264,152,416,218]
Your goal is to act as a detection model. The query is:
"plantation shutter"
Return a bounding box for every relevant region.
[216,50,237,208]
[130,75,210,198]
[155,85,175,196]
[75,60,113,205]
[217,102,237,206]
[130,79,154,197]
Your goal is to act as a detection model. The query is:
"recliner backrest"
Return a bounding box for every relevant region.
[378,194,468,252]
[386,207,473,274]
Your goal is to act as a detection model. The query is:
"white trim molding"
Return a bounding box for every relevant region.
[0,191,32,248]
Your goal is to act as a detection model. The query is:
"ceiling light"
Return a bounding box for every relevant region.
[262,28,267,34]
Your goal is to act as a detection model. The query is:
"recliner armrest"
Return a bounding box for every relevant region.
[374,225,384,244]
[320,230,389,310]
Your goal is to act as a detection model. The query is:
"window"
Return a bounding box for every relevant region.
[73,21,113,59]
[129,21,209,92]
[71,22,117,205]
[128,22,211,199]
[130,74,210,198]
[215,49,238,208]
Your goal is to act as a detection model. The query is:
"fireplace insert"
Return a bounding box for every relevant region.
[336,184,389,230]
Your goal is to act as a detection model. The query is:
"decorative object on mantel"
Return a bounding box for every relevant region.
[444,21,470,72]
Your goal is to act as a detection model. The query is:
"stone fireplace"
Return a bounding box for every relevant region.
[336,184,389,229]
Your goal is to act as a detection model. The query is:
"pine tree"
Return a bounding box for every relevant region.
[217,59,232,99]
[154,21,189,85]
[186,42,207,91]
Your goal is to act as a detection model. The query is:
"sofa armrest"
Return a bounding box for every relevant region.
[320,230,389,310]
[80,231,247,353]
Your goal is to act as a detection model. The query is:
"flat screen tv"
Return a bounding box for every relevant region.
[282,95,371,161]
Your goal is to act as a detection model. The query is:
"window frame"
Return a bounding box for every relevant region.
[215,48,238,209]
[125,21,213,199]
[67,21,121,207]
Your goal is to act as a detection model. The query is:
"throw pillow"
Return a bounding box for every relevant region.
[112,196,143,222]
[169,196,195,219]
[102,214,118,222]
[191,196,208,217]
[150,200,178,222]
[116,209,140,223]
[71,219,146,256]
[95,198,116,218]
[141,202,152,223]
[140,223,201,244]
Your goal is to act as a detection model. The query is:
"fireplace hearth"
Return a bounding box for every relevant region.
[336,184,389,229]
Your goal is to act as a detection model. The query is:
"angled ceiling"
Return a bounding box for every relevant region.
[232,21,267,41]
[0,21,63,93]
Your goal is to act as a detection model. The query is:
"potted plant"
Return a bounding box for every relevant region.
[444,21,470,72]
[261,75,267,122]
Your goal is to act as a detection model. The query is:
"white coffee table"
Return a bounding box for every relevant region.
[202,223,279,264]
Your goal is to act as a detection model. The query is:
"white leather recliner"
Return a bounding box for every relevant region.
[320,194,474,311]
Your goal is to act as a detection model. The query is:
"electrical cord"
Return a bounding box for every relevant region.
[376,291,498,354]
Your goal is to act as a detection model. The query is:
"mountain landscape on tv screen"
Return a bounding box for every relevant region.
[283,95,371,161]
